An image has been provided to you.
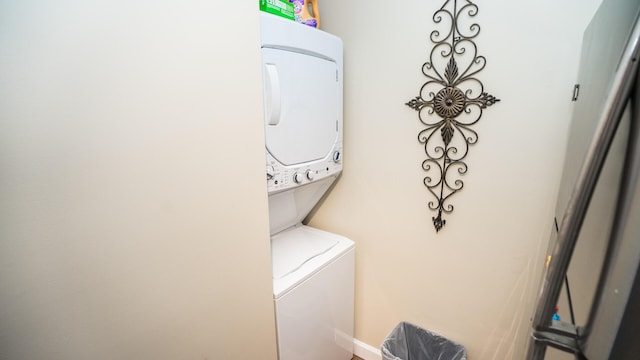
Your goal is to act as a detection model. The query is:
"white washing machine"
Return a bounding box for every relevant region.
[260,12,355,360]
[271,226,354,360]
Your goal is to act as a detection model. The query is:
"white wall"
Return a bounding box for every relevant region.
[311,0,601,358]
[0,1,278,359]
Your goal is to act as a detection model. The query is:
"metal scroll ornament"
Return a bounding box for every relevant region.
[406,0,499,232]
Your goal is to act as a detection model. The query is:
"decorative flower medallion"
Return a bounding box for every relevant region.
[434,87,465,118]
[405,0,500,232]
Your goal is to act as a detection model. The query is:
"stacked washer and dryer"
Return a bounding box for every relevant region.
[260,13,355,360]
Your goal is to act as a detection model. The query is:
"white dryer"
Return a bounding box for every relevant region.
[260,12,354,360]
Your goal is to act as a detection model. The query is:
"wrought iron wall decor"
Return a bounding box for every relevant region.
[406,0,499,232]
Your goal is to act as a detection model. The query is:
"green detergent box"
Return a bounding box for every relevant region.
[260,0,294,21]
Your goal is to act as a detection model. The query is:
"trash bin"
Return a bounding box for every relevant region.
[381,321,467,360]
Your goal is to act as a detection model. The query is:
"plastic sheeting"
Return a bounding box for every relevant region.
[381,322,467,360]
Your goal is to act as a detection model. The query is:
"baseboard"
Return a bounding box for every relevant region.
[353,338,382,360]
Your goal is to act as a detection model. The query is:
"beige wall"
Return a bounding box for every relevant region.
[0,1,277,359]
[310,0,601,358]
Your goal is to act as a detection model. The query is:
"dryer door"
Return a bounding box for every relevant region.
[262,47,339,166]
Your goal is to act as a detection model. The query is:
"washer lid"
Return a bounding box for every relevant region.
[262,47,339,166]
[271,226,339,279]
[271,226,354,298]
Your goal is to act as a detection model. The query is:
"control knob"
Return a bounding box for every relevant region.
[306,169,314,181]
[293,172,304,184]
[266,165,275,180]
[333,151,342,163]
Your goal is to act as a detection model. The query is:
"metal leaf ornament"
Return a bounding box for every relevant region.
[406,0,499,232]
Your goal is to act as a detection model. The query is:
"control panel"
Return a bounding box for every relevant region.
[266,145,342,194]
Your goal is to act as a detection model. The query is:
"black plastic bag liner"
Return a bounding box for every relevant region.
[381,321,467,360]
